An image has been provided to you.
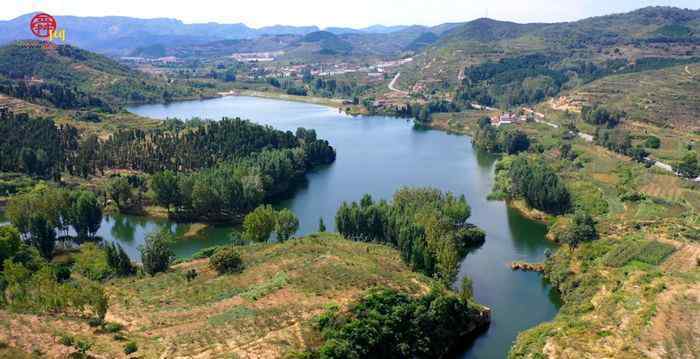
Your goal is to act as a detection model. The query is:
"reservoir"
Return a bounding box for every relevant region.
[119,95,561,358]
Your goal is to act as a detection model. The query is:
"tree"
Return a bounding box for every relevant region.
[106,177,133,210]
[209,246,243,274]
[319,217,326,232]
[644,136,661,149]
[242,205,277,242]
[498,127,530,154]
[29,215,56,259]
[558,211,598,247]
[275,209,299,242]
[676,151,699,179]
[140,230,175,276]
[0,226,22,268]
[150,170,181,212]
[508,155,572,215]
[71,191,102,241]
[106,242,135,277]
[582,106,623,128]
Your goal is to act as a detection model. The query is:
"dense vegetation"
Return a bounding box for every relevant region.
[1,110,335,222]
[0,109,66,179]
[5,184,103,258]
[473,118,530,154]
[335,188,485,283]
[1,112,334,181]
[457,54,568,107]
[298,287,488,359]
[491,155,572,215]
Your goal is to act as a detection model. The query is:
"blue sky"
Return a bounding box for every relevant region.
[4,0,699,28]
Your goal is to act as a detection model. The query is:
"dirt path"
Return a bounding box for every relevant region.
[388,72,408,95]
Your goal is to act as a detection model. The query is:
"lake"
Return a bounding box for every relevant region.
[122,96,560,358]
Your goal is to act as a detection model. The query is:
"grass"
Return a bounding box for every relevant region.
[103,234,430,357]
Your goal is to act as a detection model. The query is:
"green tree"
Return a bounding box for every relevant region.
[558,211,598,247]
[644,136,661,149]
[676,151,699,179]
[318,217,326,232]
[105,242,135,277]
[140,230,175,276]
[0,226,22,267]
[106,177,133,210]
[242,205,277,242]
[29,215,56,259]
[150,170,181,212]
[275,209,299,242]
[71,191,103,241]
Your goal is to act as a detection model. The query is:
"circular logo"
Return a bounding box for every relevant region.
[30,13,57,38]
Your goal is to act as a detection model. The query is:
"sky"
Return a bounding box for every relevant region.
[3,0,699,28]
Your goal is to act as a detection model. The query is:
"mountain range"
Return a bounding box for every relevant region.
[0,13,413,55]
[0,7,699,58]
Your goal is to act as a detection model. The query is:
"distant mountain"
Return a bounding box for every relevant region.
[4,7,697,58]
[434,6,700,50]
[0,13,321,55]
[0,13,416,56]
[298,31,353,55]
[404,32,439,51]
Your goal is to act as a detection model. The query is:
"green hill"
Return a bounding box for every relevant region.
[0,41,204,111]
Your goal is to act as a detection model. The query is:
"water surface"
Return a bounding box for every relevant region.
[126,96,559,358]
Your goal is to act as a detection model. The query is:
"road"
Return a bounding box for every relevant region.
[388,72,409,95]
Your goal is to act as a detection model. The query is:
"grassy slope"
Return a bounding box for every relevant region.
[555,63,700,131]
[0,234,434,358]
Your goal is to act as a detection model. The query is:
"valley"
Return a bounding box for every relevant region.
[0,4,698,359]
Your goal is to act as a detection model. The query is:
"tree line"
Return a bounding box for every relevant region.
[334,188,485,283]
[0,111,335,185]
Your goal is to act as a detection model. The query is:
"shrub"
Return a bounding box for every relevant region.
[190,245,223,259]
[209,247,243,274]
[73,243,113,281]
[103,323,122,333]
[58,334,74,346]
[124,341,138,355]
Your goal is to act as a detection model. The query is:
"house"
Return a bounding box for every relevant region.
[491,113,517,127]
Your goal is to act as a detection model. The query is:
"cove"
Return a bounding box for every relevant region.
[122,95,560,358]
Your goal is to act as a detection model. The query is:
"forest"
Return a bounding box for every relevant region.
[0,110,334,180]
[335,188,485,283]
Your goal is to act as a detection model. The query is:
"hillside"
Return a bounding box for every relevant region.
[550,62,700,130]
[0,42,206,111]
[0,234,483,358]
[394,7,700,100]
